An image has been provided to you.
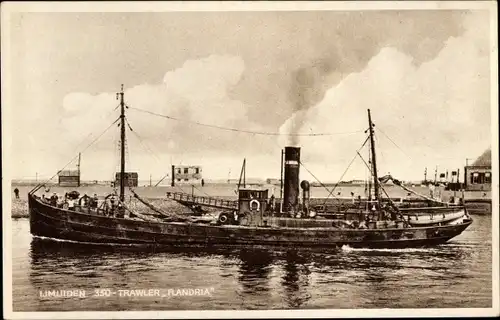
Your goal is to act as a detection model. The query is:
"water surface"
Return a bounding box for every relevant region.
[11,216,491,311]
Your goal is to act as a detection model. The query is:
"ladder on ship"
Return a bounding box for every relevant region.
[166,191,238,210]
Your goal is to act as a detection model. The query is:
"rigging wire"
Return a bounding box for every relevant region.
[60,104,123,167]
[124,120,186,197]
[375,126,412,160]
[30,117,121,194]
[358,152,406,212]
[126,119,193,194]
[123,109,178,191]
[364,153,369,210]
[128,106,364,137]
[374,133,387,176]
[125,118,176,189]
[126,119,163,164]
[368,138,374,200]
[355,151,409,224]
[112,121,120,188]
[321,135,371,207]
[125,130,132,188]
[190,183,212,197]
[298,160,332,196]
[126,104,365,199]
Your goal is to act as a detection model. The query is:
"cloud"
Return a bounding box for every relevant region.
[279,10,491,182]
[233,10,466,133]
[45,54,277,180]
[9,10,490,182]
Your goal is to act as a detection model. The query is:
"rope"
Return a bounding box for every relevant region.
[129,106,364,137]
[30,117,121,194]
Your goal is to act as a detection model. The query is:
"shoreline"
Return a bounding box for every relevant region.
[9,181,492,218]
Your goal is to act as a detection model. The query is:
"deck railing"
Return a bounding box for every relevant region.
[166,192,238,210]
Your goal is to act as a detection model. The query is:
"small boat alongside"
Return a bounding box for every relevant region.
[28,85,472,249]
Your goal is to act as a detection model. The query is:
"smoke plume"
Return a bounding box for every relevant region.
[288,60,334,145]
[279,10,491,180]
[9,10,487,181]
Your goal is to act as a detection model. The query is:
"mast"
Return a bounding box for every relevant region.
[237,158,246,190]
[118,84,126,202]
[367,109,379,200]
[77,152,81,187]
[243,158,246,188]
[368,148,372,201]
[424,167,427,183]
[280,149,284,205]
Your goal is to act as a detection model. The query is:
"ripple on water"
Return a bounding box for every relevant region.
[10,216,493,311]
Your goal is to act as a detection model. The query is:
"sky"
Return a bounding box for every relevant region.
[4,8,495,183]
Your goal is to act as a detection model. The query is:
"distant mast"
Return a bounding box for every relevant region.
[367,109,379,201]
[77,152,81,187]
[237,158,246,190]
[118,84,126,202]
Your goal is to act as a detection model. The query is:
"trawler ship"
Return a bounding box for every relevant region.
[28,85,472,249]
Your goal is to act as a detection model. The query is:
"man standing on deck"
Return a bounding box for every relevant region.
[109,197,116,217]
[429,183,436,199]
[90,194,99,211]
[269,194,275,212]
[67,197,75,211]
[50,193,58,206]
[14,188,19,199]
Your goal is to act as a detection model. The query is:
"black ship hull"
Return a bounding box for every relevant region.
[29,194,472,249]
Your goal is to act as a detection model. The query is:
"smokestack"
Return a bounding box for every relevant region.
[283,146,300,213]
[171,165,175,187]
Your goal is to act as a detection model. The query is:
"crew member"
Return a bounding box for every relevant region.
[80,194,91,212]
[14,188,19,199]
[67,197,75,210]
[269,194,276,212]
[91,194,99,210]
[109,198,116,217]
[50,193,58,206]
[116,202,124,218]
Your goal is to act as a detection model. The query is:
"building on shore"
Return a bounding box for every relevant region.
[58,170,80,187]
[114,172,139,187]
[266,178,281,185]
[171,165,202,185]
[464,148,491,191]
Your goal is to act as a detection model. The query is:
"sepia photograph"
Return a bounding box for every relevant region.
[2,1,498,319]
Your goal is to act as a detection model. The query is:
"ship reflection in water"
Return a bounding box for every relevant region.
[11,217,491,311]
